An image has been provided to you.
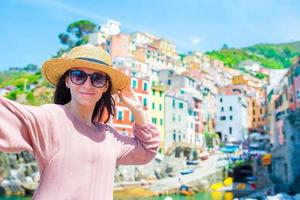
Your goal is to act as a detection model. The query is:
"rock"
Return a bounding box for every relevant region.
[266,193,294,200]
[294,193,300,200]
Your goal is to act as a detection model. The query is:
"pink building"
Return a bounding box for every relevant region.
[106,33,131,59]
[287,57,300,111]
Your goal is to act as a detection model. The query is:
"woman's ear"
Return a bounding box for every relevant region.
[65,76,70,88]
[103,82,109,93]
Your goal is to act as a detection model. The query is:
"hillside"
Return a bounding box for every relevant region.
[207,41,300,69]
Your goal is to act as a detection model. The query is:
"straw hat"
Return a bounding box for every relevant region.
[42,45,130,94]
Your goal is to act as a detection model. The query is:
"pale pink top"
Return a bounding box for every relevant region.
[0,97,160,200]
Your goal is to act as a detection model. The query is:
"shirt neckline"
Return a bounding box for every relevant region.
[59,104,106,131]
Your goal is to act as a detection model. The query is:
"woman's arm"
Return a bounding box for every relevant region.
[0,96,54,160]
[114,88,160,165]
[113,123,160,165]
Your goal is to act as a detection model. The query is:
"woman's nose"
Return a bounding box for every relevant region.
[82,76,93,88]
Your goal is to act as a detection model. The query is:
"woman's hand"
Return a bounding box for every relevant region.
[116,87,143,112]
[116,87,147,126]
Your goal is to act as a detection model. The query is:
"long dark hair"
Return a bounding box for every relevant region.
[54,70,116,123]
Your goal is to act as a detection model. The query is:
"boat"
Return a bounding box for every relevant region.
[180,169,194,175]
[186,160,199,165]
[180,190,194,196]
[198,152,209,160]
[179,184,194,196]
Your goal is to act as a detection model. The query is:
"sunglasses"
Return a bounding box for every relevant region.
[69,69,108,88]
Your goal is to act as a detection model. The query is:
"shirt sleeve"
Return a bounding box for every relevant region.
[115,123,160,165]
[0,96,54,160]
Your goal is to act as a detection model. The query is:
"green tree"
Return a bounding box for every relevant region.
[55,20,96,57]
[222,43,229,49]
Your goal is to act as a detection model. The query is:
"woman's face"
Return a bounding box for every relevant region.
[65,68,109,107]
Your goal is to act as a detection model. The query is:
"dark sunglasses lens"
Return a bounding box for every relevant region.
[91,73,107,87]
[70,70,87,84]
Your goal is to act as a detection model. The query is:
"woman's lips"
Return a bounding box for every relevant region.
[79,92,95,96]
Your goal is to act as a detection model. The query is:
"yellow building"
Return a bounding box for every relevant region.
[248,99,264,129]
[149,83,166,153]
[232,75,248,85]
[152,38,177,59]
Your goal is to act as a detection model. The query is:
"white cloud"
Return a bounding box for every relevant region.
[190,36,203,45]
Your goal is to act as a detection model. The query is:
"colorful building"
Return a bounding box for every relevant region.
[105,33,132,58]
[164,92,188,152]
[113,71,150,136]
[287,57,300,111]
[149,83,166,153]
[215,85,248,142]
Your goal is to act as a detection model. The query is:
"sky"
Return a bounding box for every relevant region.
[1,0,300,70]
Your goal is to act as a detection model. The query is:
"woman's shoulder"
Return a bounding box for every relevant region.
[39,104,68,118]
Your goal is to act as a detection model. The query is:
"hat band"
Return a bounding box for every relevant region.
[76,57,109,67]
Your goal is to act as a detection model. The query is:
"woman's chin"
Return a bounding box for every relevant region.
[77,100,97,107]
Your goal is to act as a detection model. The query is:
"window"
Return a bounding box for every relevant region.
[297,90,300,99]
[117,111,123,120]
[290,94,294,103]
[159,104,162,111]
[179,102,184,109]
[143,82,148,91]
[260,108,263,114]
[152,90,155,95]
[172,99,176,108]
[230,115,233,120]
[275,95,283,108]
[152,102,155,109]
[229,127,232,134]
[121,129,127,135]
[143,98,147,107]
[172,114,176,122]
[220,98,223,103]
[195,124,199,132]
[167,80,171,85]
[295,66,300,77]
[178,115,182,122]
[160,118,163,125]
[131,79,137,89]
[229,106,233,111]
[288,75,293,86]
[152,117,157,124]
[221,107,224,112]
[159,91,163,97]
[173,132,176,141]
[253,110,255,115]
[130,113,134,122]
[220,116,226,121]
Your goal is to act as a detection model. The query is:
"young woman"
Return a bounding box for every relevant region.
[0,45,160,199]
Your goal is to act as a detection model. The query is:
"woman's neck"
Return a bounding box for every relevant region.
[65,102,95,127]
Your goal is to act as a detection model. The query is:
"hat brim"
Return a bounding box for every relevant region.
[42,58,130,94]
